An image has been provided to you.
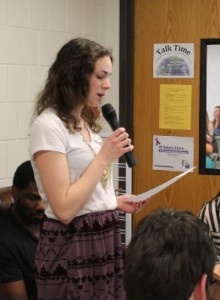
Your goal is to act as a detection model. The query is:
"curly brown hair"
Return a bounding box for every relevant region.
[34,38,113,133]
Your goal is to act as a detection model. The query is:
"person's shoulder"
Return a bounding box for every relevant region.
[31,108,65,134]
[0,207,13,224]
[0,209,16,240]
[32,108,61,125]
[0,208,36,248]
[207,196,220,206]
[199,196,220,217]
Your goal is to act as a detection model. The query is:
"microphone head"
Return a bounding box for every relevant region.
[101,103,137,167]
[101,103,117,121]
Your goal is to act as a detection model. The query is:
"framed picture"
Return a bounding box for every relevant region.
[199,38,220,175]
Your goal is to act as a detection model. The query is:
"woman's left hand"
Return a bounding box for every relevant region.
[117,194,148,213]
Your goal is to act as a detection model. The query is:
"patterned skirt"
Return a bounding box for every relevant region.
[35,210,125,300]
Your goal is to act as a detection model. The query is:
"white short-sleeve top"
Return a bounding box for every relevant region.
[29,108,117,219]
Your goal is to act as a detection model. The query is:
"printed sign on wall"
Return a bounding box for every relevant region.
[153,135,194,172]
[153,43,194,78]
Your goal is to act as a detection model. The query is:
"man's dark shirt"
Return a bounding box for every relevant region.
[0,207,38,300]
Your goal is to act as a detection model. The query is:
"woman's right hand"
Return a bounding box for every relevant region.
[98,127,134,165]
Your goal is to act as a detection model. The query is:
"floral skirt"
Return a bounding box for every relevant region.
[35,210,125,300]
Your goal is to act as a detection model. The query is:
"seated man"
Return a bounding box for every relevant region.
[0,160,44,300]
[124,207,216,300]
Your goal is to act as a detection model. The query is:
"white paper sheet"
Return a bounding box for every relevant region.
[126,166,196,203]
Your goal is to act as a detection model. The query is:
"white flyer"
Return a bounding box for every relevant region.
[126,166,196,203]
[153,135,194,172]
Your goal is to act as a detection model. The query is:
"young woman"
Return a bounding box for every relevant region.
[212,106,220,152]
[29,38,143,300]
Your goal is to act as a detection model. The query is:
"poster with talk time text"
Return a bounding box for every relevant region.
[153,43,194,78]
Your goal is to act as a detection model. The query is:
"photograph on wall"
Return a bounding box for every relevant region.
[153,135,194,172]
[153,43,194,78]
[204,43,220,170]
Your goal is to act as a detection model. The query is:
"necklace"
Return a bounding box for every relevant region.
[81,127,109,191]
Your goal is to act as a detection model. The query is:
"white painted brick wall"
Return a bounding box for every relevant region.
[0,0,119,186]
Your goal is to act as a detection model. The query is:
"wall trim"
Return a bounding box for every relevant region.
[119,0,134,138]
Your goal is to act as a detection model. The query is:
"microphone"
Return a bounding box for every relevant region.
[101,103,137,168]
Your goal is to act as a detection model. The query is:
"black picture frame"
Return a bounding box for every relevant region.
[199,38,220,175]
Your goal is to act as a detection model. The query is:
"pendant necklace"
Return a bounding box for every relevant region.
[81,127,109,191]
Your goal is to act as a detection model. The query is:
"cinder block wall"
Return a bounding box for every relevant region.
[0,0,119,186]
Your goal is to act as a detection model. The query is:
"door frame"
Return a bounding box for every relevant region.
[119,0,134,138]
